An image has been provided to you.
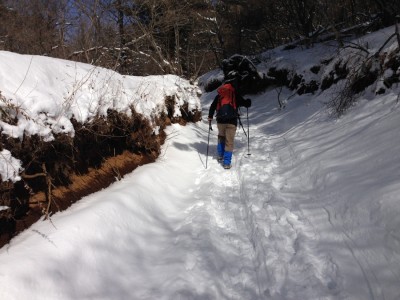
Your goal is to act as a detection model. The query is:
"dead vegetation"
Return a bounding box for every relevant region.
[0,98,200,248]
[328,24,400,115]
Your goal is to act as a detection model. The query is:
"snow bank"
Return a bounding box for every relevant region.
[0,51,200,140]
[0,51,201,182]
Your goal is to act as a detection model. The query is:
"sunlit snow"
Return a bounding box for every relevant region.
[1,27,400,300]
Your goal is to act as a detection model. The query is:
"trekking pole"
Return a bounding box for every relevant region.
[246,107,251,156]
[238,115,247,137]
[206,120,213,169]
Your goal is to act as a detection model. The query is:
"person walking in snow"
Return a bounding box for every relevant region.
[208,78,251,169]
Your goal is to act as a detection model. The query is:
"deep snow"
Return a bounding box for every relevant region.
[1,27,400,300]
[0,51,200,183]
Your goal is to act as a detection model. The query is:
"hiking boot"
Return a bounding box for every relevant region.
[223,164,231,169]
[217,156,223,162]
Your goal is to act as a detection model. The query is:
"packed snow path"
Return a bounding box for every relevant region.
[192,99,342,299]
[1,88,400,299]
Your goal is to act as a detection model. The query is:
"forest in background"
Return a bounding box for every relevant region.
[1,0,399,80]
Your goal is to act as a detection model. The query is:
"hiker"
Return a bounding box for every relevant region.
[208,79,251,169]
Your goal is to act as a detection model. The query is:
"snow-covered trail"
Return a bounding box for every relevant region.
[215,99,341,300]
[175,90,343,300]
[1,86,400,300]
[0,87,336,300]
[194,86,400,300]
[246,90,400,300]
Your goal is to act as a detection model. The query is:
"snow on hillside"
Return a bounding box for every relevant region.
[0,51,200,182]
[1,27,400,299]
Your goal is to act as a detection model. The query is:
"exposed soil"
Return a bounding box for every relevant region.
[0,102,201,249]
[0,148,159,249]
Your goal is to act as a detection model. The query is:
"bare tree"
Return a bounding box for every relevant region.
[372,0,400,26]
[1,0,399,78]
[0,0,67,55]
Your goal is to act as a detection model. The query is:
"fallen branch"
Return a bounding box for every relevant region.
[374,33,397,57]
[21,164,53,220]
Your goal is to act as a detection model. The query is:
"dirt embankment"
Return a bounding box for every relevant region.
[0,102,201,248]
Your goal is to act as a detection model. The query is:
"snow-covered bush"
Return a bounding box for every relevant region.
[327,27,400,115]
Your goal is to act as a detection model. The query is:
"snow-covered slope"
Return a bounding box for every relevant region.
[0,51,200,139]
[1,27,400,299]
[0,51,200,182]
